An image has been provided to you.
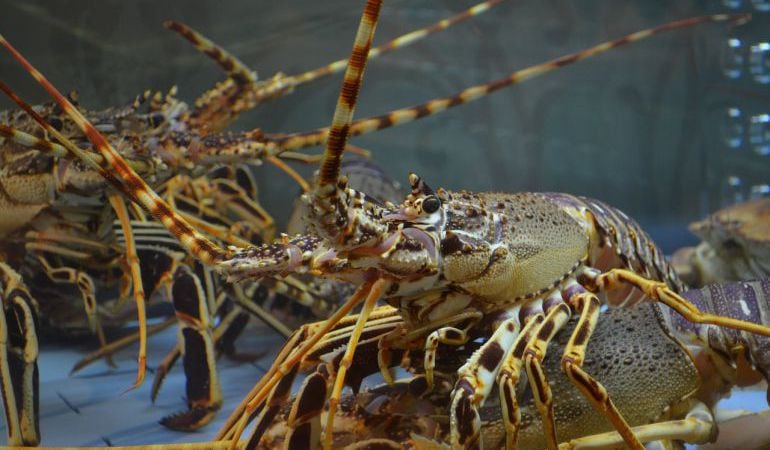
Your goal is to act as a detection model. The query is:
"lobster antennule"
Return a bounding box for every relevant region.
[270,12,752,152]
[0,33,228,266]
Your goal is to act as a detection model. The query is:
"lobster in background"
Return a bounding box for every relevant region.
[673,197,770,288]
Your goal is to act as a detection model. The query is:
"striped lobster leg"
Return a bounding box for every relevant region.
[0,263,39,446]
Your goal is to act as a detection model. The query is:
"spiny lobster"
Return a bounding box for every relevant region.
[1,2,763,450]
[672,197,770,288]
[0,1,510,441]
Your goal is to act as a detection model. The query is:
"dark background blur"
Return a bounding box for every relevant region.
[2,0,769,252]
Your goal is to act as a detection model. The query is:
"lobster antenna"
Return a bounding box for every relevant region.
[269,13,751,151]
[286,0,503,89]
[214,1,385,445]
[0,34,228,265]
[316,0,383,189]
[0,123,155,175]
[164,20,257,84]
[0,123,70,157]
[167,0,503,119]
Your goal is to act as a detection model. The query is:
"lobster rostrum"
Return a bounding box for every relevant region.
[0,3,764,450]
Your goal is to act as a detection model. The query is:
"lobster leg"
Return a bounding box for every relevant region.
[70,317,176,374]
[281,362,330,450]
[232,285,377,436]
[244,336,306,449]
[273,330,405,450]
[226,281,382,445]
[559,401,715,450]
[590,268,770,337]
[0,263,39,446]
[209,178,275,241]
[214,307,252,360]
[229,283,292,339]
[151,306,224,405]
[375,308,482,387]
[151,290,243,403]
[449,316,522,449]
[108,193,151,389]
[498,314,545,450]
[560,291,644,450]
[322,278,386,450]
[424,326,469,389]
[159,263,223,431]
[522,296,573,450]
[33,255,112,366]
[150,343,181,404]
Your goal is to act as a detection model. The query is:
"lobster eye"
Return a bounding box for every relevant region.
[422,196,440,214]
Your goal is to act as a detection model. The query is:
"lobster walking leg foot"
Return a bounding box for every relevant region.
[150,344,181,404]
[560,292,643,450]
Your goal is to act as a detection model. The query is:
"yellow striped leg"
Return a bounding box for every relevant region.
[592,269,770,337]
[108,193,148,389]
[450,317,522,449]
[560,292,643,450]
[523,302,572,450]
[559,401,715,450]
[498,314,544,450]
